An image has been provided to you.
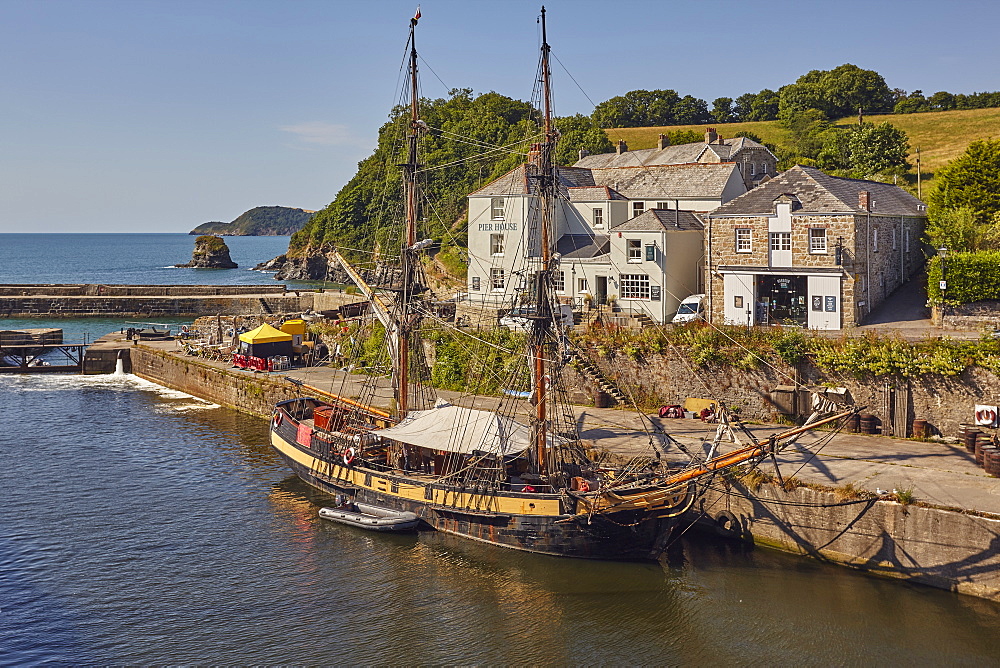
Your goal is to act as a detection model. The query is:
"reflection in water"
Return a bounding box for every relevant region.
[1,374,998,664]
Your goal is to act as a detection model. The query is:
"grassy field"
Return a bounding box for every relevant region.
[602,107,1000,192]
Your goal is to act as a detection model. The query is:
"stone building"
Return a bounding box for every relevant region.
[574,128,777,191]
[705,165,927,330]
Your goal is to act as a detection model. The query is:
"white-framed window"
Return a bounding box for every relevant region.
[904,227,910,253]
[554,271,565,292]
[490,233,504,256]
[490,197,505,220]
[735,228,752,253]
[471,276,480,291]
[770,232,791,251]
[619,274,650,300]
[809,228,828,254]
[627,239,642,262]
[593,207,604,227]
[873,228,879,253]
[760,163,767,175]
[577,278,589,293]
[750,162,756,176]
[656,201,670,209]
[490,267,505,291]
[892,227,897,250]
[632,201,645,217]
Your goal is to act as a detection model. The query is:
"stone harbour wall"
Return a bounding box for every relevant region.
[0,295,311,318]
[698,483,1000,602]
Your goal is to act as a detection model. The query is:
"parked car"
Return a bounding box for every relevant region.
[499,304,574,331]
[671,294,706,324]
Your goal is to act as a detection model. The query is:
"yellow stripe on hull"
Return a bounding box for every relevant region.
[270,429,563,517]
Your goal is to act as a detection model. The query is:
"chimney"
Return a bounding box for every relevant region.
[858,191,871,211]
[528,142,541,167]
[578,148,590,161]
[705,127,718,144]
[657,134,670,150]
[616,139,628,155]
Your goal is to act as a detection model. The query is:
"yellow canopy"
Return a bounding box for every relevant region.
[238,323,294,344]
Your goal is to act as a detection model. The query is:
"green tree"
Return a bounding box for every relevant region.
[711,97,734,122]
[928,139,1000,224]
[554,114,613,166]
[779,64,891,119]
[846,122,910,179]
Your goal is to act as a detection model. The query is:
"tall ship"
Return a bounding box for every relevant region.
[269,7,853,559]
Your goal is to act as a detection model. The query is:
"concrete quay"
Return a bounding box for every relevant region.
[125,337,1000,601]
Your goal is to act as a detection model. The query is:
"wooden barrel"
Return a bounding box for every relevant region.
[594,390,611,408]
[986,450,1000,477]
[846,413,861,433]
[964,429,982,452]
[982,446,998,473]
[975,437,991,465]
[860,414,878,435]
[911,419,928,439]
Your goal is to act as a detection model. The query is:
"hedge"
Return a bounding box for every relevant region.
[928,251,1000,305]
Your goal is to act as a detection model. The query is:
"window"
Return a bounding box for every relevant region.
[904,227,910,253]
[632,201,645,217]
[770,232,791,251]
[627,239,642,262]
[656,202,670,210]
[554,271,565,292]
[809,228,827,253]
[620,274,651,300]
[491,197,505,220]
[760,163,768,175]
[490,268,505,291]
[490,233,504,256]
[645,244,656,261]
[577,278,589,293]
[892,227,897,250]
[471,276,480,291]
[750,162,756,176]
[873,228,879,253]
[735,228,752,253]
[593,207,604,227]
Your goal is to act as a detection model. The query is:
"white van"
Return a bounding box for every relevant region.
[499,304,574,331]
[671,294,706,324]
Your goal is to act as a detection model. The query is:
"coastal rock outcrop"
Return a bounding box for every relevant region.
[176,235,238,269]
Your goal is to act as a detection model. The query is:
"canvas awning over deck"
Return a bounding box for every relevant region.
[372,403,536,457]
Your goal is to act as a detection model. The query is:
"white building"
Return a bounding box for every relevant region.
[465,155,746,323]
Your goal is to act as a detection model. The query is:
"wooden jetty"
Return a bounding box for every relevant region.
[0,328,86,373]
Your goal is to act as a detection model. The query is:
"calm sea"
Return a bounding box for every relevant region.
[1,372,999,664]
[0,233,293,286]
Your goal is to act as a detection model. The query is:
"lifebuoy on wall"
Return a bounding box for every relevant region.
[975,405,998,427]
[342,446,356,466]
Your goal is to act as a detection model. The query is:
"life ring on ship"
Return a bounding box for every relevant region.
[342,446,356,466]
[272,413,282,429]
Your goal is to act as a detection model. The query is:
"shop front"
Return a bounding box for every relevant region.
[721,270,843,330]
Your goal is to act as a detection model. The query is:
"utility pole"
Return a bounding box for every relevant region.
[916,147,922,200]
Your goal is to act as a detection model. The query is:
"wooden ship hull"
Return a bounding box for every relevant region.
[270,399,689,560]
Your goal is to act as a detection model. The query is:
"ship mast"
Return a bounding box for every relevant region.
[531,5,557,475]
[397,8,422,417]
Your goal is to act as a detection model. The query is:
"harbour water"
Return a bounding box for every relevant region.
[0,233,293,286]
[2,372,1000,664]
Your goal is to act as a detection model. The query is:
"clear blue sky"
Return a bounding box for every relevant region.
[2,0,996,233]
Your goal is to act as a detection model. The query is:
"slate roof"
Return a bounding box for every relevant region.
[567,186,627,201]
[709,165,927,217]
[468,165,596,197]
[557,234,610,259]
[589,163,740,200]
[573,136,771,169]
[611,209,705,232]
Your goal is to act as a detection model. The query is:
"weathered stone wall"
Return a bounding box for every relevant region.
[130,345,312,417]
[0,284,290,296]
[581,346,1000,437]
[0,294,311,318]
[699,483,1000,601]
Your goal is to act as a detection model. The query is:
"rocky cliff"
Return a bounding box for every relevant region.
[176,235,238,269]
[189,206,315,236]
